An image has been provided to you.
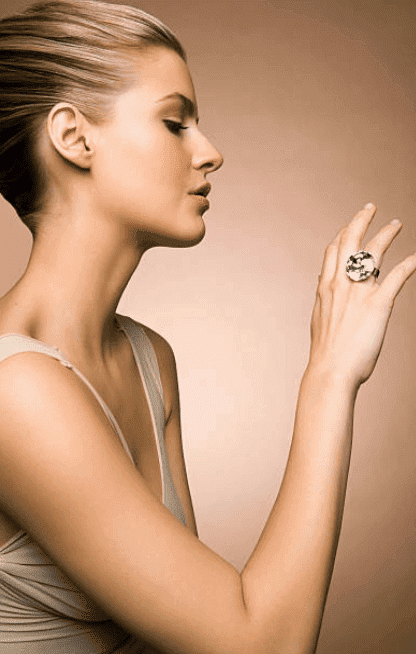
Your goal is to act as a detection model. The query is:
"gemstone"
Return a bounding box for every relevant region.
[346,251,376,281]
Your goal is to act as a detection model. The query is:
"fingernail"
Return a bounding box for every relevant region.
[390,219,401,226]
[364,202,375,209]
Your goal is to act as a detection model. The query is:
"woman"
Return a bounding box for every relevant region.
[0,1,414,652]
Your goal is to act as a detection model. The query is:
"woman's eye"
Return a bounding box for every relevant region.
[164,120,189,136]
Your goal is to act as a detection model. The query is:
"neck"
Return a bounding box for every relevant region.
[8,211,146,361]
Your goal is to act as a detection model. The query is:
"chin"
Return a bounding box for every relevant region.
[178,217,207,247]
[138,218,206,250]
[166,222,206,249]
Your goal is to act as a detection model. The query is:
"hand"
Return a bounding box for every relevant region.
[307,203,416,389]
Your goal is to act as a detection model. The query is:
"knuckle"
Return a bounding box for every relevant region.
[329,279,337,293]
[318,273,333,293]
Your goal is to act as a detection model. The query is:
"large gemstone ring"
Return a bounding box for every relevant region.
[346,251,380,282]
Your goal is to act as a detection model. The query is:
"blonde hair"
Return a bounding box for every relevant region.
[0,0,186,235]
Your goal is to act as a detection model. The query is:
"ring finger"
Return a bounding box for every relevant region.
[334,203,378,282]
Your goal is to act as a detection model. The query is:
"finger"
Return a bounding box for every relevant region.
[378,253,416,307]
[362,219,402,272]
[318,227,345,289]
[335,203,377,278]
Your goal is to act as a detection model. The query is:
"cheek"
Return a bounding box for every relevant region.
[93,130,188,218]
[102,128,187,197]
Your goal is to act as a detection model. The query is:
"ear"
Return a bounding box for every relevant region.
[47,103,94,170]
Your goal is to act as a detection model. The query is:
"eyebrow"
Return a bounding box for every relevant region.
[156,92,199,123]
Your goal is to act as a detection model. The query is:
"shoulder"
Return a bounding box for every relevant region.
[0,348,80,403]
[0,350,119,454]
[0,349,135,529]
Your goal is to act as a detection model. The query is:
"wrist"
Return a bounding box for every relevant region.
[302,362,360,399]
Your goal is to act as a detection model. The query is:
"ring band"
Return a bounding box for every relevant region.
[346,251,380,282]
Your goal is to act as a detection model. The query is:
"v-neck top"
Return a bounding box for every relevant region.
[0,315,186,653]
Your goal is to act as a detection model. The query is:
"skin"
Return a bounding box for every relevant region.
[0,47,223,356]
[0,46,223,545]
[0,44,415,654]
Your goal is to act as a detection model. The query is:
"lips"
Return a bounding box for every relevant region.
[189,183,211,198]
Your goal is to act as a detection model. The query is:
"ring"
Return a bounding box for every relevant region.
[346,251,380,282]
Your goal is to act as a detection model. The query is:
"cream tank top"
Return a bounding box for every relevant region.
[0,315,187,653]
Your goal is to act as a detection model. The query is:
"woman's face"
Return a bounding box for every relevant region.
[91,47,223,248]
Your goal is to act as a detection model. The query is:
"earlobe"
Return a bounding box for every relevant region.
[47,103,93,170]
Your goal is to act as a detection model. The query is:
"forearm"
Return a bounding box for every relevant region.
[241,367,358,654]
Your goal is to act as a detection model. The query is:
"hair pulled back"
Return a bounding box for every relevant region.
[0,0,186,236]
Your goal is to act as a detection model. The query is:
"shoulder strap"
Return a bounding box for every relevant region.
[116,314,166,458]
[0,333,71,367]
[117,316,187,526]
[117,316,164,401]
[0,326,187,525]
[0,333,135,465]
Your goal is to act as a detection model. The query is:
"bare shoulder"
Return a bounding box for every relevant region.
[0,350,87,417]
[0,350,129,480]
[0,348,248,654]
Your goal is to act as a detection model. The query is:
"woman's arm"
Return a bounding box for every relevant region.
[241,368,357,653]
[0,205,414,654]
[0,350,356,654]
[0,353,247,654]
[240,204,416,653]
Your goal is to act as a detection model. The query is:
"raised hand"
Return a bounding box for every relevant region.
[308,203,416,389]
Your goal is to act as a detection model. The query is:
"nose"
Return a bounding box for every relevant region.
[193,132,224,174]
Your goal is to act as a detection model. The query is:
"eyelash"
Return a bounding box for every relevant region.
[164,120,189,136]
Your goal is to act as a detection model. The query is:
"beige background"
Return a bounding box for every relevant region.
[0,0,415,651]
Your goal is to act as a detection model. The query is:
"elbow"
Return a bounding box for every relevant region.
[237,592,321,654]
